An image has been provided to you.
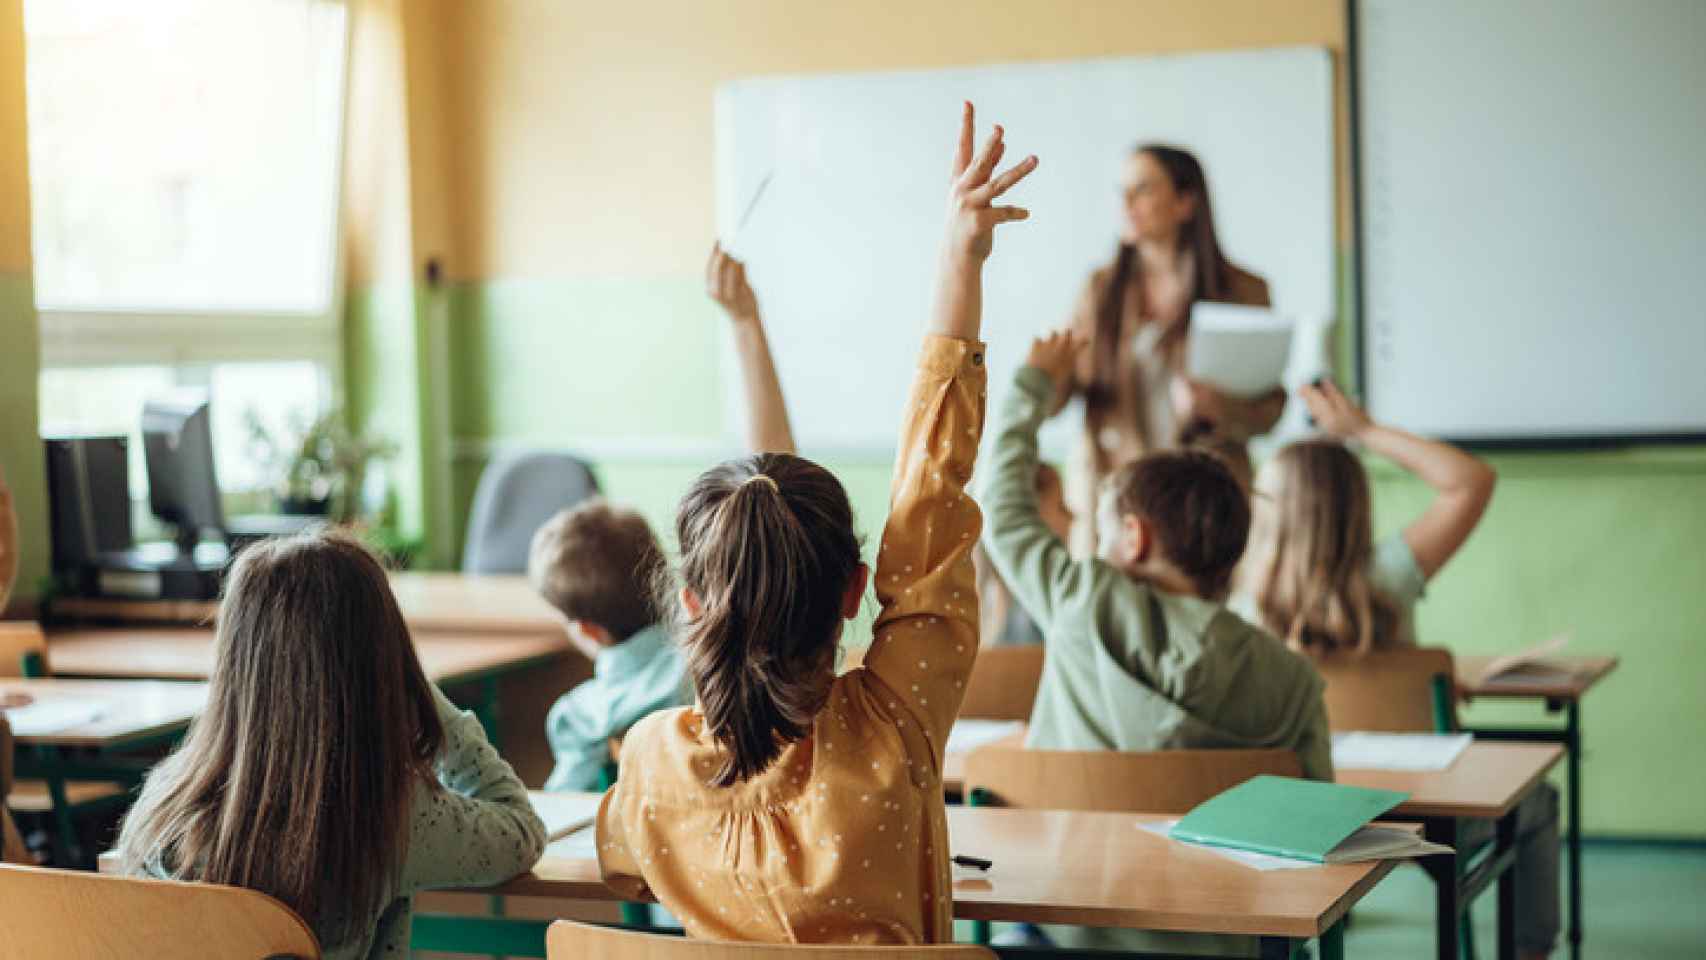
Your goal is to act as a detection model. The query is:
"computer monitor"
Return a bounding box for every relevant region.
[142,391,226,558]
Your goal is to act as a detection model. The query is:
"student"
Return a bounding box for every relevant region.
[1235,378,1496,655]
[533,243,796,793]
[982,331,1332,955]
[1237,383,1555,960]
[596,103,1036,944]
[117,532,546,960]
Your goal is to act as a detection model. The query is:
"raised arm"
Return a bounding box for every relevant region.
[707,244,796,455]
[1302,379,1496,580]
[982,332,1089,628]
[866,104,1036,743]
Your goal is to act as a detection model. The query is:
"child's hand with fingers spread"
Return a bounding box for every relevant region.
[705,243,759,322]
[1300,378,1373,440]
[1026,330,1083,386]
[942,102,1038,267]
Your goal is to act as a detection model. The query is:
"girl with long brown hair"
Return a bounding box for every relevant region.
[1235,378,1496,656]
[117,532,545,959]
[1058,144,1285,555]
[597,103,1036,945]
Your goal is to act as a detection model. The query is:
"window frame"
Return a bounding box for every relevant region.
[29,1,354,375]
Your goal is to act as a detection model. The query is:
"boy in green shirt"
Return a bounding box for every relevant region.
[983,331,1332,778]
[982,332,1333,954]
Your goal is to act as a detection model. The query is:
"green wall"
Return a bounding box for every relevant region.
[436,275,1706,838]
[0,271,48,604]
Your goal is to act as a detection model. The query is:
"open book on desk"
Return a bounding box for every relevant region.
[1472,632,1578,686]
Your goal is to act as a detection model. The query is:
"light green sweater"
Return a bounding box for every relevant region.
[981,366,1333,782]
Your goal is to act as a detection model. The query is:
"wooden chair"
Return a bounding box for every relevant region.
[545,919,994,960]
[0,863,320,958]
[957,645,1043,721]
[1312,647,1457,733]
[962,746,1301,815]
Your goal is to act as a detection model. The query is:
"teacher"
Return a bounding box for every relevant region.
[1056,144,1284,555]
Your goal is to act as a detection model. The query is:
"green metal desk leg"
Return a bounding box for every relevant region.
[1320,917,1345,960]
[1564,701,1581,960]
[32,744,78,866]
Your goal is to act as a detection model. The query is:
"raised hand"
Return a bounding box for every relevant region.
[1299,378,1372,440]
[943,102,1038,265]
[705,243,759,322]
[931,102,1038,341]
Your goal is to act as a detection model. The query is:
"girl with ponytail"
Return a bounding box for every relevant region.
[596,103,1037,945]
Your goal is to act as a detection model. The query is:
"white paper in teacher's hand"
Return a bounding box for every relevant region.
[1185,302,1295,397]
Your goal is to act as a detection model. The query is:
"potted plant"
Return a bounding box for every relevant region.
[245,408,396,523]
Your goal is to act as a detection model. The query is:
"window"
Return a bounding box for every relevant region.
[26,1,349,500]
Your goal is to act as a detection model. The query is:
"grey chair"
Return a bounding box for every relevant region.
[461,451,600,574]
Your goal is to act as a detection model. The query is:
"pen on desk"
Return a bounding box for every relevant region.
[952,854,992,871]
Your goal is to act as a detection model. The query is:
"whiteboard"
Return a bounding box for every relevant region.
[1357,0,1706,441]
[715,49,1335,457]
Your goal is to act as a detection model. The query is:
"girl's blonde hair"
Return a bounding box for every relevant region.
[664,453,861,787]
[1241,439,1398,657]
[118,532,443,946]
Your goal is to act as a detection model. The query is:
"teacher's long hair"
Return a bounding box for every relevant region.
[1086,145,1233,449]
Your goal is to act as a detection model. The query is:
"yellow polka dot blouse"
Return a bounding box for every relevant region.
[597,335,988,944]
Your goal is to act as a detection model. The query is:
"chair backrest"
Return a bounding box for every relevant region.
[964,747,1302,815]
[0,864,320,958]
[545,920,994,960]
[461,451,600,574]
[1313,646,1457,733]
[1,715,28,864]
[0,621,48,677]
[957,645,1044,721]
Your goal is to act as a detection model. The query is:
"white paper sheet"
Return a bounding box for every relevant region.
[1185,302,1296,397]
[0,697,107,736]
[1331,732,1473,771]
[945,719,1025,756]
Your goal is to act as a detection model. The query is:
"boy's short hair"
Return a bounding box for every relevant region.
[528,499,664,640]
[1106,449,1250,598]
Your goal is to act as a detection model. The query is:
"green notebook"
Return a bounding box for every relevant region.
[1168,775,1409,863]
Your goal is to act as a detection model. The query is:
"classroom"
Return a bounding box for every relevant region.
[1,0,1703,958]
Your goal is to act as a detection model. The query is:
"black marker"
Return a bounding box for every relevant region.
[952,854,993,871]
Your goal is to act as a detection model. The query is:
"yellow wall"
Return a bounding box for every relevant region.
[0,0,47,609]
[432,0,1346,281]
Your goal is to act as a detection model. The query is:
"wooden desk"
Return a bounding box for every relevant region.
[1,678,207,749]
[48,572,560,638]
[412,792,1403,960]
[4,678,208,866]
[1455,655,1616,960]
[45,627,568,689]
[42,625,586,786]
[1340,743,1563,820]
[1341,743,1563,960]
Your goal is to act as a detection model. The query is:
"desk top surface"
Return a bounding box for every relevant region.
[1337,742,1564,819]
[940,726,1561,820]
[0,677,208,747]
[45,627,571,685]
[49,572,560,637]
[496,792,1400,938]
[1454,655,1619,700]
